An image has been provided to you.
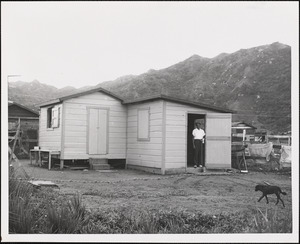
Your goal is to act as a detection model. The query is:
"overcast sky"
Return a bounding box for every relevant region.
[2,1,299,88]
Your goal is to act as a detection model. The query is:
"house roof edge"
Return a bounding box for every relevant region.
[123,94,235,113]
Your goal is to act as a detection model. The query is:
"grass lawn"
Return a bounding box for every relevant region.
[7,159,293,235]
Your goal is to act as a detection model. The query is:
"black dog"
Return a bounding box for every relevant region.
[255,184,287,207]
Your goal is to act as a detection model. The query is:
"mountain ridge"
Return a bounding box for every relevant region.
[8,42,291,133]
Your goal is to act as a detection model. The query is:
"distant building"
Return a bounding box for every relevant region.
[231,121,256,142]
[8,101,39,158]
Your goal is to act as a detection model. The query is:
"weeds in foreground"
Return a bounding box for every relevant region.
[9,164,89,234]
[9,179,293,234]
[9,164,292,234]
[82,209,256,234]
[9,178,35,233]
[253,207,292,233]
[47,193,89,233]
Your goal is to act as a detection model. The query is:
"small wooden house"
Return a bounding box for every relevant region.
[38,88,234,174]
[8,101,39,158]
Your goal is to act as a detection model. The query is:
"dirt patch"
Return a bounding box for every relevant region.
[14,160,292,216]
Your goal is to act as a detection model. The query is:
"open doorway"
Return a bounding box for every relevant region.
[187,113,206,167]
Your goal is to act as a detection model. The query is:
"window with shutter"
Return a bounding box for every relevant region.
[47,107,53,128]
[47,106,60,129]
[52,106,59,128]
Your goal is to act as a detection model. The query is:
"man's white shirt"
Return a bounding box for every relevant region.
[192,128,206,140]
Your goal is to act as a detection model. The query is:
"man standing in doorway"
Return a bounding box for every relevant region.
[192,121,206,168]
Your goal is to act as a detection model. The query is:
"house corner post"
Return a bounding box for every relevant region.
[161,101,166,175]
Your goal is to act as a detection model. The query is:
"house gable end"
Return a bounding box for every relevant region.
[39,87,123,108]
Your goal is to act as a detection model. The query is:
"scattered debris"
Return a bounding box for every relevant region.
[28,180,59,188]
[69,167,89,170]
[96,170,118,173]
[258,167,267,175]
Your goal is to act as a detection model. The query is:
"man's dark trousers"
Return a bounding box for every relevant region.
[194,139,204,166]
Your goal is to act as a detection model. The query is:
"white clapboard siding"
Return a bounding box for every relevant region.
[165,143,187,151]
[63,114,86,121]
[127,123,138,128]
[62,92,127,160]
[127,143,162,150]
[127,126,137,133]
[66,103,125,112]
[164,150,185,157]
[165,126,186,132]
[126,100,163,169]
[64,119,87,126]
[127,118,137,124]
[39,105,62,151]
[64,131,86,137]
[163,162,186,169]
[127,148,162,156]
[166,131,185,138]
[150,119,163,126]
[127,137,162,144]
[126,158,161,168]
[109,133,127,138]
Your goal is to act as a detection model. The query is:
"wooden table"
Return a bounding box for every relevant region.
[30,149,60,170]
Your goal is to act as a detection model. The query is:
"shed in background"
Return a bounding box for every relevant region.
[8,101,39,158]
[231,121,256,143]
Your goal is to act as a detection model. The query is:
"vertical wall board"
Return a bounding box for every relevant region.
[205,113,232,168]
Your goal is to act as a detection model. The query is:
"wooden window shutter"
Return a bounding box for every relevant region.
[52,106,59,128]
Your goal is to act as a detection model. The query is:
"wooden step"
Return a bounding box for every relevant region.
[92,164,110,170]
[89,158,110,170]
[89,158,108,165]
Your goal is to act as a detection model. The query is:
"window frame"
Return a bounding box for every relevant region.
[46,105,60,129]
[47,107,53,129]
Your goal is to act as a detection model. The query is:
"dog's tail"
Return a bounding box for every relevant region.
[280,189,287,195]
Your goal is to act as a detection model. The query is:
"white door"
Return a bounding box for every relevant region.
[205,113,231,168]
[88,108,108,155]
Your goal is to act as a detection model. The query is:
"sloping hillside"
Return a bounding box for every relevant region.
[8,42,291,133]
[8,80,92,112]
[100,42,291,133]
